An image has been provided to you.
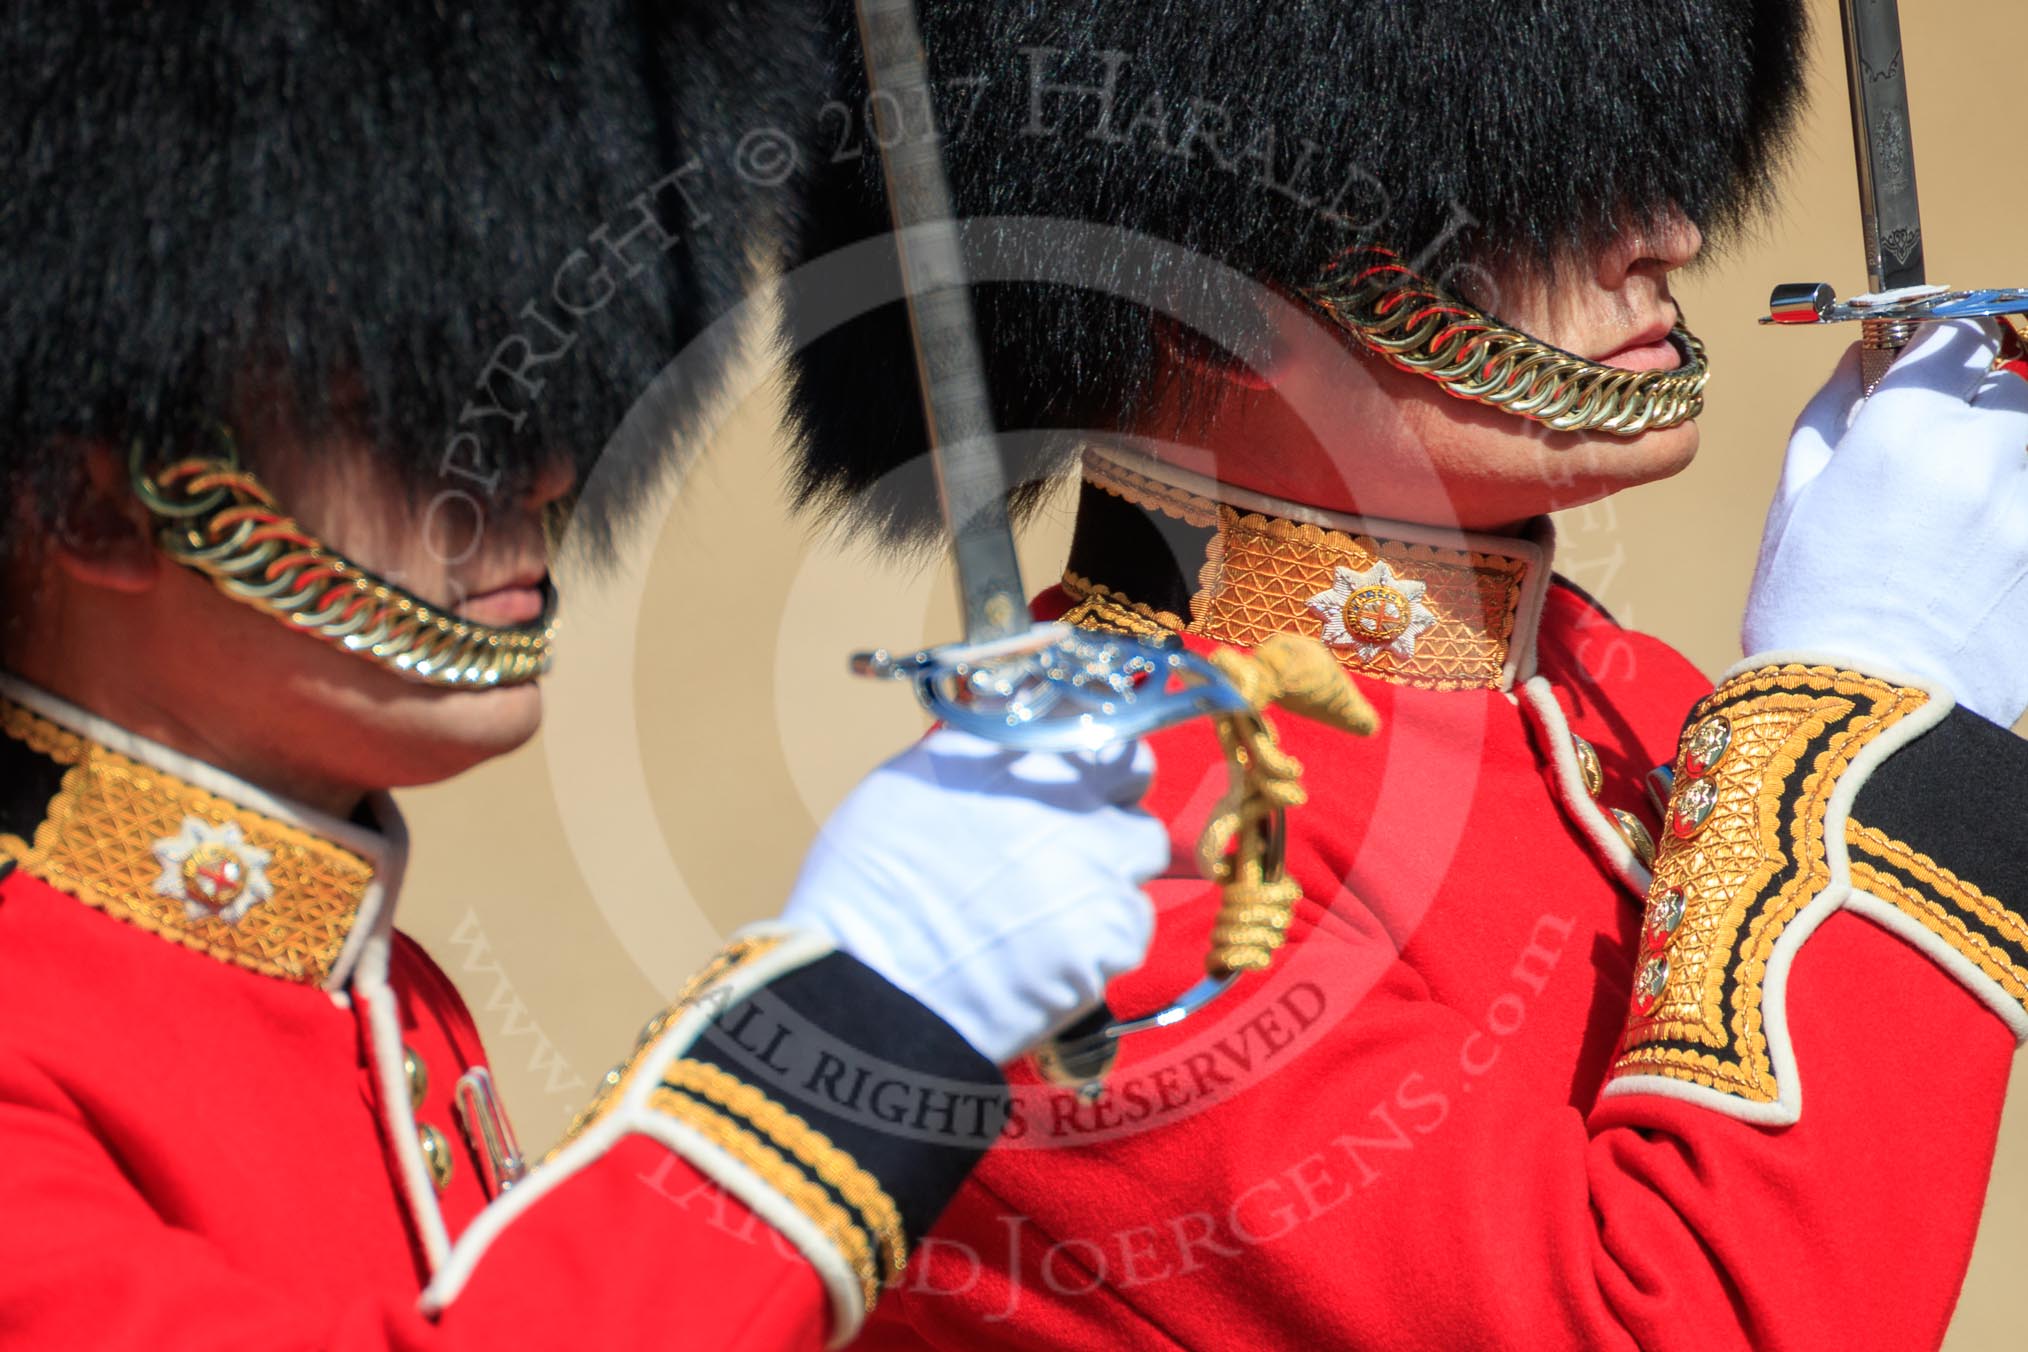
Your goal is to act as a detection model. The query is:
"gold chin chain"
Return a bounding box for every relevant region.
[130,435,556,689]
[1304,245,1709,436]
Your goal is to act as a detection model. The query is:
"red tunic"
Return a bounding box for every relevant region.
[861,459,2026,1352]
[0,682,988,1349]
[0,872,830,1347]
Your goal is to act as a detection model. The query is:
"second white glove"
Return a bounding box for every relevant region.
[780,728,1168,1065]
[1744,319,2028,725]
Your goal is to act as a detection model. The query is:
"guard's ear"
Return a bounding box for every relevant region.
[48,443,160,595]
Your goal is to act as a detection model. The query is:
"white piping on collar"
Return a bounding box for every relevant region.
[1081,442,1557,689]
[1517,675,1654,904]
[0,673,406,993]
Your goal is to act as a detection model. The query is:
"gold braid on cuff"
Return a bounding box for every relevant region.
[662,1058,909,1288]
[130,433,555,688]
[648,1086,884,1314]
[1304,245,1709,436]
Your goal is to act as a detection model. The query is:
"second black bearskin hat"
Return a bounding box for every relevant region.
[780,0,1812,546]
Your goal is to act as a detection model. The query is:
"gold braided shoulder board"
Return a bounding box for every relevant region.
[1603,661,2028,1125]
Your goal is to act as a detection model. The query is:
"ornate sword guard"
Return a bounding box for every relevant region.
[856,624,1378,1097]
[1762,282,2028,390]
[852,621,1261,752]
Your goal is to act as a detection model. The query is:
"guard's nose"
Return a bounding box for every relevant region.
[1599,207,1704,290]
[519,455,577,510]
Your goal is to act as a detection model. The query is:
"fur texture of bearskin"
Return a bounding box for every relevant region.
[779,0,1811,546]
[1,2,822,562]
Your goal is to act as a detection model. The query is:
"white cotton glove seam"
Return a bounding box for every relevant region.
[1943,568,2028,694]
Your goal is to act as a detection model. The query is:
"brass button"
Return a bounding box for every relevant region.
[418,1123,454,1192]
[1572,736,1605,798]
[403,1045,428,1110]
[1644,888,1686,953]
[1683,715,1732,778]
[1669,779,1720,839]
[1609,808,1656,868]
[1633,956,1670,1015]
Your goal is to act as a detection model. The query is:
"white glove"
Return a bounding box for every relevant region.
[780,729,1167,1065]
[1743,319,2028,726]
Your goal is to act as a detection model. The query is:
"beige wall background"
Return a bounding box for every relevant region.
[395,2,2025,1343]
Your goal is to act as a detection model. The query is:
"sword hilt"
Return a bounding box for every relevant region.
[855,624,1377,1096]
[1765,282,2028,394]
[853,622,1256,752]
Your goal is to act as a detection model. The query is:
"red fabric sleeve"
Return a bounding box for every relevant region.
[876,908,2011,1352]
[0,1052,830,1351]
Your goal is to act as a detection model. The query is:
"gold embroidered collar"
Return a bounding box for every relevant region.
[0,679,400,989]
[1062,445,1554,692]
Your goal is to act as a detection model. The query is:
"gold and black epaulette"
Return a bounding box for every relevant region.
[1604,662,2028,1124]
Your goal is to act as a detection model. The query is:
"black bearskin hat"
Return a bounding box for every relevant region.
[1,2,819,561]
[780,0,1812,546]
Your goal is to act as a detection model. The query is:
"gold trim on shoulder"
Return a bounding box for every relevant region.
[1847,821,2028,1005]
[0,698,376,985]
[1608,665,1931,1104]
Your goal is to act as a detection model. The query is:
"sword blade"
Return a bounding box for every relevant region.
[854,0,1027,642]
[1840,0,1926,293]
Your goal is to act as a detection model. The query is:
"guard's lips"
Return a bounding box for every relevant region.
[458,570,550,627]
[1595,320,1685,372]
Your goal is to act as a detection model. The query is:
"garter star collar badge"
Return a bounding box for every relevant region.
[1307,561,1439,663]
[152,817,276,923]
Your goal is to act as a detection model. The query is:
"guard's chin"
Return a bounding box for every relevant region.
[307,676,548,792]
[401,683,546,781]
[1524,419,1702,516]
[1636,418,1702,480]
